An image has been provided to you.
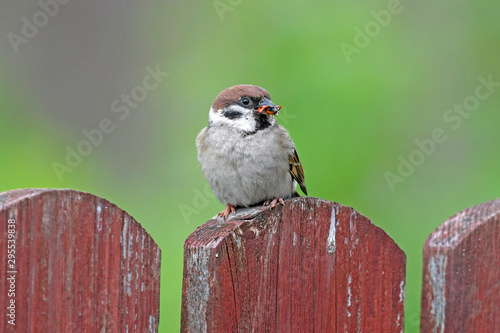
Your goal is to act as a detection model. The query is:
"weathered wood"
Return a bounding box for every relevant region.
[421,198,500,333]
[181,197,406,332]
[0,189,161,332]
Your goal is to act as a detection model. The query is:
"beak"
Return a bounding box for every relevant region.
[256,97,281,115]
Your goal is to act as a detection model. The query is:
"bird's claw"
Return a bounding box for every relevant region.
[264,198,285,208]
[218,204,236,219]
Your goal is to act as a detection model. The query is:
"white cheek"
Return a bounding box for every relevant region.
[208,106,256,132]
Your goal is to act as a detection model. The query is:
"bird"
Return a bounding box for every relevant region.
[196,84,307,219]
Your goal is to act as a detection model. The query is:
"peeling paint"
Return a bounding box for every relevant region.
[399,280,405,304]
[96,203,103,232]
[148,314,156,333]
[293,232,297,247]
[397,280,405,330]
[128,232,133,260]
[127,272,132,296]
[232,230,242,249]
[186,248,210,333]
[122,216,129,259]
[429,254,447,333]
[327,208,336,253]
[249,226,261,238]
[347,274,352,316]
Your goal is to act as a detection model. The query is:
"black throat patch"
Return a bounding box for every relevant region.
[255,113,272,131]
[242,113,272,136]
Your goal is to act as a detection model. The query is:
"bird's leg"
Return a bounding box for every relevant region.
[264,198,285,208]
[218,204,236,219]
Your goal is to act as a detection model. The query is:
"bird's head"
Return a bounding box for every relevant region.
[208,84,281,133]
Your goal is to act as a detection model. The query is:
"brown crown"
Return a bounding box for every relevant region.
[212,85,271,111]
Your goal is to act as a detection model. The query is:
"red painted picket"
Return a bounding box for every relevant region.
[421,198,500,333]
[181,197,406,332]
[0,189,161,332]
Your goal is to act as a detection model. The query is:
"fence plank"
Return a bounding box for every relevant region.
[181,197,406,332]
[421,198,500,333]
[0,189,161,332]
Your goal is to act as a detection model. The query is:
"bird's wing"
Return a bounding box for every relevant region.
[289,148,307,195]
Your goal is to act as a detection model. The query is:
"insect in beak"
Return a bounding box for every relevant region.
[256,98,281,115]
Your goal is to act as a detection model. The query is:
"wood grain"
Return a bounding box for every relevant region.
[0,189,161,332]
[181,197,406,332]
[421,198,500,333]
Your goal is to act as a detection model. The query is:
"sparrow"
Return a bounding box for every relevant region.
[196,84,307,219]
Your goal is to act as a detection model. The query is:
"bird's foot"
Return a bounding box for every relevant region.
[263,198,285,209]
[218,204,236,219]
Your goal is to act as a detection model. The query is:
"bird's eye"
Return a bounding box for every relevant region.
[241,97,250,105]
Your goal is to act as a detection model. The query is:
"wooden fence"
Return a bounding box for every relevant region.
[1,189,498,332]
[0,189,161,332]
[182,197,499,333]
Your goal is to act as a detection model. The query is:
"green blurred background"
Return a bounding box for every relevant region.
[1,0,499,331]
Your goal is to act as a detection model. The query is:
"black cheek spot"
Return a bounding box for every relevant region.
[223,111,243,119]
